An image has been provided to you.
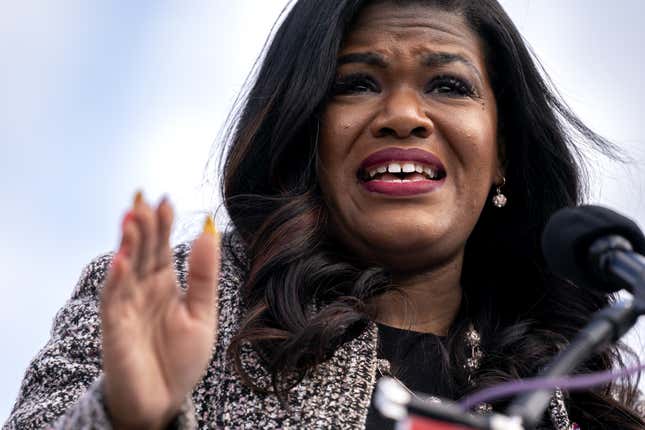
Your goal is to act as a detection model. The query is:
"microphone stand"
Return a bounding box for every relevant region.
[506,236,645,429]
[505,301,641,429]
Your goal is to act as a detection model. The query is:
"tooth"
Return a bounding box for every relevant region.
[415,164,423,173]
[369,169,378,178]
[402,163,415,173]
[424,167,436,178]
[388,163,402,173]
[376,166,387,173]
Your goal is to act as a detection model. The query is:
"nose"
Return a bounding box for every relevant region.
[370,88,434,139]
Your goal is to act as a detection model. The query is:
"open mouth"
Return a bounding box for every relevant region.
[356,148,447,196]
[358,161,447,183]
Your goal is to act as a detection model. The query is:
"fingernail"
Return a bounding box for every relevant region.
[159,194,169,206]
[203,214,218,237]
[133,190,144,207]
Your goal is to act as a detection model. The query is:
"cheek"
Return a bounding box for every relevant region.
[317,112,349,217]
[317,119,340,193]
[319,105,361,158]
[318,106,364,189]
[442,115,499,206]
[448,108,498,173]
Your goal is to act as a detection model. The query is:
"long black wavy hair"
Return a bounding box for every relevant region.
[219,0,643,427]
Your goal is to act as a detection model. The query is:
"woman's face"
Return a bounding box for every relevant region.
[318,2,502,272]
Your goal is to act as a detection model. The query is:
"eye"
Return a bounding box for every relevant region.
[331,73,380,95]
[426,75,477,97]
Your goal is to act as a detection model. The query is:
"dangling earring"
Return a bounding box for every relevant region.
[492,177,507,208]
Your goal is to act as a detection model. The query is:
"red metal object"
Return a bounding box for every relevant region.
[401,416,478,430]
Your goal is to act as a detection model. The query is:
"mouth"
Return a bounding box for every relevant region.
[357,147,447,196]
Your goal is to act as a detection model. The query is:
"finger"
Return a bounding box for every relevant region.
[154,196,174,271]
[186,216,221,322]
[119,211,137,261]
[132,191,158,278]
[102,221,139,309]
[103,251,126,303]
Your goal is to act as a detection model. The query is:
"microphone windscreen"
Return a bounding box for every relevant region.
[542,205,645,293]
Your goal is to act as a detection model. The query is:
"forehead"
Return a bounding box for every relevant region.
[341,2,485,65]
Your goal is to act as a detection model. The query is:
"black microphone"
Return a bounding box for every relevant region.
[508,205,645,429]
[541,204,645,295]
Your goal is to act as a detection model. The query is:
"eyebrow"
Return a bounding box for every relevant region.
[337,51,484,85]
[423,52,484,84]
[337,52,387,68]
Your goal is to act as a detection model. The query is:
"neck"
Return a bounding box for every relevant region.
[372,255,463,335]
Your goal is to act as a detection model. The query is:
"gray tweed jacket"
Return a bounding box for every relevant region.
[4,232,574,429]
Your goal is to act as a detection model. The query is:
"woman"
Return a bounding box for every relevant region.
[5,0,643,429]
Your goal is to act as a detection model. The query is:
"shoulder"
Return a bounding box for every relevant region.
[173,229,250,292]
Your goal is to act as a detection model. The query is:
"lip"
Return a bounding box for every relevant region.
[361,177,445,196]
[358,147,447,197]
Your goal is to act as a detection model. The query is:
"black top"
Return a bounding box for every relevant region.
[366,323,450,430]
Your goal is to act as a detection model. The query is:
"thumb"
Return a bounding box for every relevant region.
[186,215,221,321]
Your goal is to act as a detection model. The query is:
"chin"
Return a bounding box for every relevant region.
[348,228,461,272]
[327,205,468,267]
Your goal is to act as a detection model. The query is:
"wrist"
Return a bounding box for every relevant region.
[101,378,176,430]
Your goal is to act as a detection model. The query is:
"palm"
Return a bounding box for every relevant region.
[100,195,220,429]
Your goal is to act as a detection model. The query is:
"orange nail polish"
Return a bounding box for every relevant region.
[203,215,218,237]
[134,190,143,206]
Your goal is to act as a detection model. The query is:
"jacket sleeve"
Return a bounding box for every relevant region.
[3,253,197,430]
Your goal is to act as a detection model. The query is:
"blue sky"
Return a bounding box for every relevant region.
[2,0,644,422]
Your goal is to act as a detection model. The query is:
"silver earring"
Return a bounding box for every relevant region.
[492,177,507,208]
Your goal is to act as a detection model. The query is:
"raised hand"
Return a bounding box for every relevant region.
[100,192,220,429]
